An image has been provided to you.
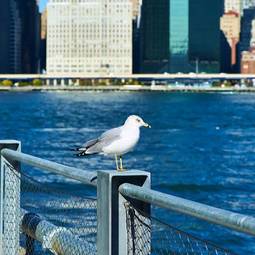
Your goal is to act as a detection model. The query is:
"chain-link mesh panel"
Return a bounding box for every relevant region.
[125,202,236,255]
[1,161,20,255]
[3,161,97,255]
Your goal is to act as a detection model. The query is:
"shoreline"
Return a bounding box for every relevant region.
[1,85,255,93]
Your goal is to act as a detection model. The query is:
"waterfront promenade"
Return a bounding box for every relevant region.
[1,73,255,80]
[1,84,255,93]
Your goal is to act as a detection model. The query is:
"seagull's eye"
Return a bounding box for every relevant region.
[137,118,141,123]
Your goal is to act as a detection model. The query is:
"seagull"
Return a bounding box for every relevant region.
[73,115,151,171]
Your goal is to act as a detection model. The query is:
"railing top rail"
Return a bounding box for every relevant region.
[1,148,97,187]
[119,183,255,236]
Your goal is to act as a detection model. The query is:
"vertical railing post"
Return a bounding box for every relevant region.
[0,140,21,255]
[97,170,151,255]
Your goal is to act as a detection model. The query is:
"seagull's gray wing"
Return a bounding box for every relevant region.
[82,138,99,149]
[100,126,122,140]
[75,126,122,156]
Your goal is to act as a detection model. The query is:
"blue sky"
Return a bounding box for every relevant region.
[39,0,47,12]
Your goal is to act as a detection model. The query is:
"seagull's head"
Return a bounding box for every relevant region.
[125,115,151,129]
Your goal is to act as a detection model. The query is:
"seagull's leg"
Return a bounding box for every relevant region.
[119,155,124,171]
[115,154,120,171]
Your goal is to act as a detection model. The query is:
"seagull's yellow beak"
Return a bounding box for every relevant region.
[143,123,151,128]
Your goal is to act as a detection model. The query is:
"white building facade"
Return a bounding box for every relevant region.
[47,0,132,76]
[225,0,243,15]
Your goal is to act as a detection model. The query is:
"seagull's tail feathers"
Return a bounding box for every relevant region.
[75,149,98,157]
[73,138,100,157]
[70,147,84,152]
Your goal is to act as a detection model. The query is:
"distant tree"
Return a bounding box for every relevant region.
[212,81,221,87]
[1,80,13,86]
[32,79,42,86]
[18,81,30,86]
[222,80,233,87]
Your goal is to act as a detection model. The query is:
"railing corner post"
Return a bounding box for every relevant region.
[0,140,21,255]
[97,170,150,255]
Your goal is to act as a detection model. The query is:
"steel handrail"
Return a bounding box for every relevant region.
[119,183,255,236]
[1,149,97,187]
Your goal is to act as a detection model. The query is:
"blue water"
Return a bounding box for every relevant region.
[1,91,255,253]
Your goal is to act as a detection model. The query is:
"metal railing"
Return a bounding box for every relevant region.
[0,140,97,255]
[119,183,255,236]
[1,148,97,187]
[0,140,255,255]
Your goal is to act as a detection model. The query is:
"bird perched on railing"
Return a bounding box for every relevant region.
[72,115,151,171]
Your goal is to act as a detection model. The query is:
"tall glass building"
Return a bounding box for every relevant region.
[139,0,228,74]
[189,0,226,73]
[0,0,22,73]
[139,0,170,73]
[169,0,189,73]
[0,0,40,74]
[240,7,255,52]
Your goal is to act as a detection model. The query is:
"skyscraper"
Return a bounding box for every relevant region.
[169,0,189,73]
[189,0,229,73]
[47,0,132,75]
[131,0,142,20]
[220,11,240,66]
[239,7,255,53]
[18,0,41,73]
[40,9,47,72]
[241,48,255,73]
[0,0,40,74]
[0,0,22,74]
[139,0,170,73]
[132,0,142,73]
[139,0,228,74]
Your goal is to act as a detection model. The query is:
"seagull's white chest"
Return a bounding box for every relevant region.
[103,127,140,156]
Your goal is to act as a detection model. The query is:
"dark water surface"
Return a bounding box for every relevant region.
[1,91,255,253]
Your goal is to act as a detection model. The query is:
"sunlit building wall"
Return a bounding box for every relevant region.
[241,48,255,73]
[47,0,132,75]
[40,9,47,72]
[225,0,243,15]
[131,0,142,20]
[220,11,240,65]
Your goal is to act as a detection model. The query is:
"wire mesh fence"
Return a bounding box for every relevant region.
[125,202,236,255]
[1,154,248,255]
[3,160,97,255]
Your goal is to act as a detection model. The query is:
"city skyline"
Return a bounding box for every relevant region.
[1,0,255,75]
